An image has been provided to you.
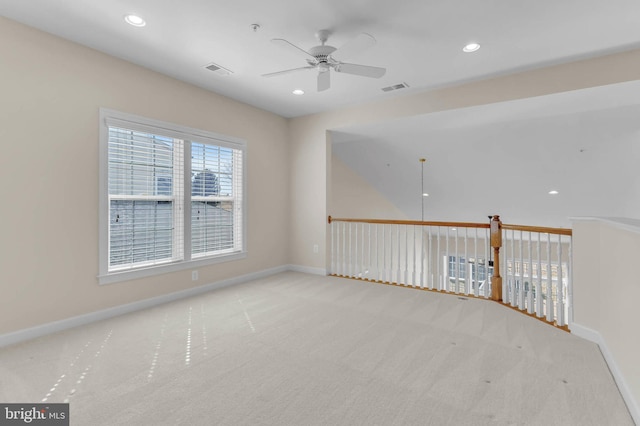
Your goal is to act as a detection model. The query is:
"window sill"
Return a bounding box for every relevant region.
[97,251,247,285]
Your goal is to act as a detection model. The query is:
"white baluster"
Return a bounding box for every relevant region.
[351,222,356,278]
[567,236,573,325]
[329,221,338,275]
[437,228,441,291]
[473,227,479,297]
[519,230,525,309]
[546,233,553,322]
[412,225,418,287]
[556,234,564,326]
[445,227,450,292]
[420,226,424,287]
[340,222,347,276]
[388,224,392,283]
[454,227,459,293]
[404,225,409,285]
[483,228,489,298]
[376,224,380,281]
[536,232,542,317]
[383,224,388,282]
[367,223,372,280]
[502,230,508,304]
[362,223,366,278]
[527,232,533,314]
[428,226,433,289]
[510,229,516,307]
[396,224,401,284]
[450,227,456,293]
[484,228,489,298]
[464,228,469,295]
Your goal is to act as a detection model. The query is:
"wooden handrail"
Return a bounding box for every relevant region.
[328,216,490,229]
[501,223,572,236]
[328,216,572,236]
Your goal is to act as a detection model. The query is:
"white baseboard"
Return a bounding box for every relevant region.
[0,265,290,349]
[569,323,601,343]
[571,322,639,424]
[286,264,328,276]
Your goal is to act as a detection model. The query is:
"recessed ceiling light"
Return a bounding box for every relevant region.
[463,43,480,53]
[124,14,146,27]
[292,89,305,95]
[422,193,429,197]
[548,190,559,195]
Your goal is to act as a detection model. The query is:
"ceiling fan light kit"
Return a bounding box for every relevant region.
[262,29,386,92]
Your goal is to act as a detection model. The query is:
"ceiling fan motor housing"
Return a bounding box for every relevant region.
[307,45,337,64]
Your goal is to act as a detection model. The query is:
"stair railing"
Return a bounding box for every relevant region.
[328,215,572,329]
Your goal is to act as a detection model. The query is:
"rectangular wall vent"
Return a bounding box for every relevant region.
[381,82,409,92]
[204,62,233,76]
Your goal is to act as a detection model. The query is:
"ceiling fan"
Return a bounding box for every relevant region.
[262,30,386,92]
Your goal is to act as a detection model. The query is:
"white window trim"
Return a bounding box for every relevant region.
[98,108,247,285]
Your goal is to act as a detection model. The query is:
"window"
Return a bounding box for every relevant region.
[466,257,490,282]
[444,256,494,293]
[447,255,467,281]
[469,257,493,291]
[99,109,246,284]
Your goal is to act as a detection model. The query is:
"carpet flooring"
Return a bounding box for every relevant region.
[0,272,634,425]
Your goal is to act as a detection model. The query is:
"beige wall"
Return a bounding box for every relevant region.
[0,17,289,334]
[572,218,640,414]
[572,221,602,329]
[331,155,407,220]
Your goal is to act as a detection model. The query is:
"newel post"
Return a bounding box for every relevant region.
[490,215,503,301]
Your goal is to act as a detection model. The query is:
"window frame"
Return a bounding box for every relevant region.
[98,108,247,285]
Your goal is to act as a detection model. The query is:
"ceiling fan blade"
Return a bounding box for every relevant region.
[262,66,316,78]
[335,63,386,78]
[271,38,315,60]
[318,70,330,92]
[331,33,376,61]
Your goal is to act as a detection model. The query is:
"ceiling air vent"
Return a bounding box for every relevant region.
[204,62,233,76]
[381,82,409,92]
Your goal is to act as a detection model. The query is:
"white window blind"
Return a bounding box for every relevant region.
[191,143,243,259]
[108,128,184,270]
[99,109,246,284]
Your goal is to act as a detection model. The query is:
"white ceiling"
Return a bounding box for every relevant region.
[2,1,639,227]
[332,80,640,228]
[2,0,640,118]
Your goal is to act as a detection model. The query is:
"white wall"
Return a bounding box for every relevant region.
[572,218,640,422]
[0,17,289,335]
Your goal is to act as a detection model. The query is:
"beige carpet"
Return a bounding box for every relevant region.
[0,272,633,425]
